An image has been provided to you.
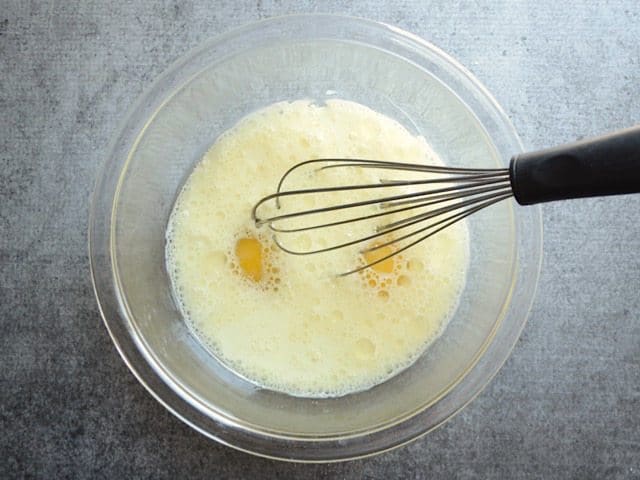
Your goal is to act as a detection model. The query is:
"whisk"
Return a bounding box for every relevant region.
[252,126,640,275]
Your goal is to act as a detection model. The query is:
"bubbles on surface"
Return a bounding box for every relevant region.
[165,99,470,398]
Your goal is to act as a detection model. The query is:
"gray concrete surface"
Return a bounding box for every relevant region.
[1,1,639,478]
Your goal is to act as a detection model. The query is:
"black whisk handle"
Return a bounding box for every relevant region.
[509,125,640,205]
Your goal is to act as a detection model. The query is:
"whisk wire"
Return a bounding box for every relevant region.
[341,192,513,276]
[253,158,514,275]
[268,180,510,234]
[253,174,510,227]
[269,186,512,258]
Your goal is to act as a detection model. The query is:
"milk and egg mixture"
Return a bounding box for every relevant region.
[166,99,469,397]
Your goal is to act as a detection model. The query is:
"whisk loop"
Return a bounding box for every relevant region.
[252,159,512,275]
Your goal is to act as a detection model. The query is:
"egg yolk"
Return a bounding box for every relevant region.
[235,237,263,282]
[361,244,404,299]
[363,244,395,274]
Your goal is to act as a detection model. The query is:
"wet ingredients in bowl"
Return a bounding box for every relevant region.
[166,99,469,397]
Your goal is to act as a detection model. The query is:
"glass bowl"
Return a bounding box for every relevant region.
[89,14,542,462]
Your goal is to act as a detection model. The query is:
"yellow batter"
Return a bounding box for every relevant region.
[166,99,469,397]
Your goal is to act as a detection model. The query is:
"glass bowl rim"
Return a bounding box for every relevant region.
[89,13,543,462]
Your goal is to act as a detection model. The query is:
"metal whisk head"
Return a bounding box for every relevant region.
[252,159,513,275]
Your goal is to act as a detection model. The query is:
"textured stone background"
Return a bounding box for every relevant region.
[1,1,639,478]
